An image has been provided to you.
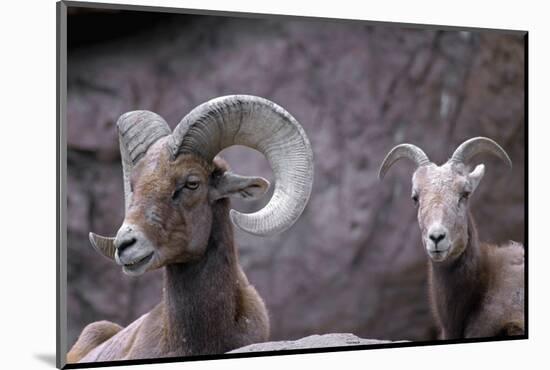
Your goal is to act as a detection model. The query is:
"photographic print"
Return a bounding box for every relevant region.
[57,1,526,368]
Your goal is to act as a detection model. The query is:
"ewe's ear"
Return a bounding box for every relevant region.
[210,172,270,202]
[468,164,485,192]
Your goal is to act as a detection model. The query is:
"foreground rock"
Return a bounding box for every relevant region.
[228,333,399,353]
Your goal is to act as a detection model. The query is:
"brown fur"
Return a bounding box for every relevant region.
[67,140,269,363]
[428,222,524,339]
[66,321,123,363]
[414,164,525,339]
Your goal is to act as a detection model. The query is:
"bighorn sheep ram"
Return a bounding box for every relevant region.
[379,137,524,339]
[67,95,313,363]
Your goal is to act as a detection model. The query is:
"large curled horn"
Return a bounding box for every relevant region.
[89,232,116,260]
[118,111,172,212]
[450,136,512,168]
[89,111,172,260]
[378,144,430,180]
[169,95,313,236]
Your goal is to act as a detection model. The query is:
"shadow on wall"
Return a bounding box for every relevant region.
[66,9,525,348]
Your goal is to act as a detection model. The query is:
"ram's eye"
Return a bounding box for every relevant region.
[460,191,471,202]
[412,194,419,206]
[172,178,200,200]
[185,180,200,190]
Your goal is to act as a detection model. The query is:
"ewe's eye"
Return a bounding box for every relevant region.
[460,190,471,203]
[412,194,419,206]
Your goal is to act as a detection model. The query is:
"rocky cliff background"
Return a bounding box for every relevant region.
[66,8,525,348]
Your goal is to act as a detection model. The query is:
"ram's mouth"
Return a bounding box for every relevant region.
[122,252,154,274]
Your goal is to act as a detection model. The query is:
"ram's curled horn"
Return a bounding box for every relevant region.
[449,136,512,168]
[169,95,314,236]
[89,232,116,260]
[378,143,431,180]
[88,111,171,260]
[117,111,172,212]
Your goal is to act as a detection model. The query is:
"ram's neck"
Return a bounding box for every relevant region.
[161,200,241,356]
[429,212,488,339]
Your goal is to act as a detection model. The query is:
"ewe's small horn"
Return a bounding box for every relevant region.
[89,232,116,260]
[450,137,512,168]
[378,144,430,180]
[169,95,314,236]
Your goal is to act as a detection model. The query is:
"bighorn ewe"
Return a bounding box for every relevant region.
[67,95,313,363]
[379,137,524,339]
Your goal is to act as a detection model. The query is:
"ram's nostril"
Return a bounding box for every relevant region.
[117,238,137,253]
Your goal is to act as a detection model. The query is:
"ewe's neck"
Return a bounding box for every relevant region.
[429,212,488,339]
[162,201,241,356]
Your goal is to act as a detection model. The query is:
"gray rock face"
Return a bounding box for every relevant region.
[66,11,525,349]
[229,333,397,353]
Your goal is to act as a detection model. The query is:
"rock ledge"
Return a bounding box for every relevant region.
[229,333,401,353]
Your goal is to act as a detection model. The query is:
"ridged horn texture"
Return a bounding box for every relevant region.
[169,95,314,236]
[378,144,431,180]
[450,136,512,168]
[88,111,171,259]
[117,111,172,212]
[89,232,116,260]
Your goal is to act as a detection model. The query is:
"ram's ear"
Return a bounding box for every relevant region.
[210,172,270,201]
[468,164,485,193]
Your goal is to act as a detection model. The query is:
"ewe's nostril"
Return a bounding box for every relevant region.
[429,233,446,244]
[117,238,136,253]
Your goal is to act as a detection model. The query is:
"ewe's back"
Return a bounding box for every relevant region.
[466,241,524,337]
